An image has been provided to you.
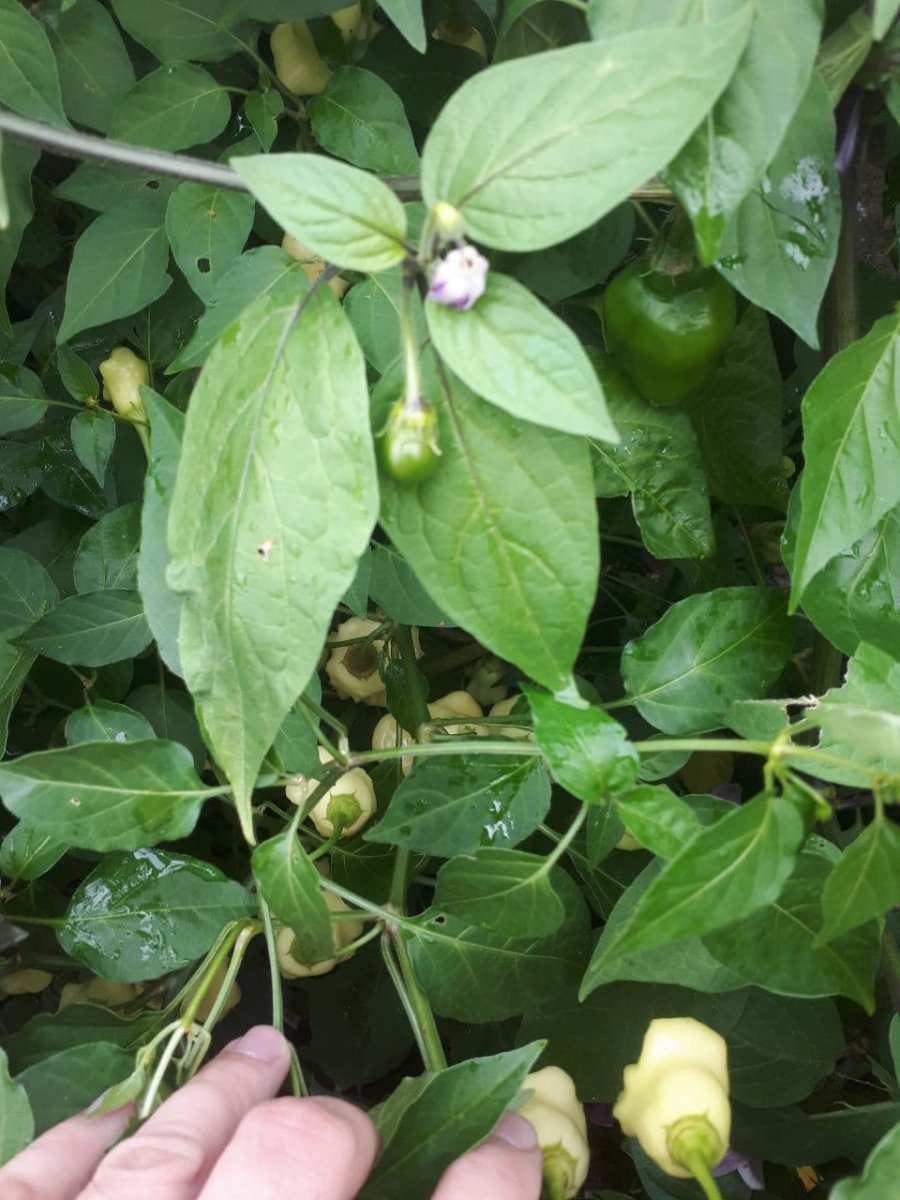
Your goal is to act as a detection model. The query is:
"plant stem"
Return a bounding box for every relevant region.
[351,738,543,765]
[545,805,588,869]
[391,929,447,1071]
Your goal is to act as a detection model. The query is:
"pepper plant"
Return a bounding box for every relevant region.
[1,0,900,1196]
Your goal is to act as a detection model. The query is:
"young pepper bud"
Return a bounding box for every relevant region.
[518,1066,590,1200]
[285,746,376,839]
[271,21,331,95]
[613,1018,731,1180]
[323,617,422,705]
[98,347,149,422]
[275,890,364,978]
[379,398,441,485]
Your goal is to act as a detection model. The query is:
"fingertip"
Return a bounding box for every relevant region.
[225,1024,290,1064]
[492,1111,539,1151]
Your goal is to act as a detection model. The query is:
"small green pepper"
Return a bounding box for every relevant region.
[600,256,736,408]
[379,399,441,485]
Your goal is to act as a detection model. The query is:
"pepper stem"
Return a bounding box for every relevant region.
[679,1152,724,1200]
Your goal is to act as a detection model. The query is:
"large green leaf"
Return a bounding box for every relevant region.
[0,364,47,438]
[0,0,68,128]
[0,548,58,638]
[377,0,427,52]
[0,822,66,883]
[72,504,140,593]
[420,11,752,251]
[308,67,420,176]
[16,589,152,667]
[232,155,407,273]
[109,62,231,152]
[831,1123,900,1199]
[665,0,824,263]
[367,755,551,857]
[15,1043,133,1137]
[790,311,900,602]
[58,201,171,343]
[165,184,256,302]
[426,272,617,441]
[44,0,135,134]
[167,283,377,842]
[811,644,900,786]
[620,586,794,735]
[873,0,900,38]
[360,1044,543,1200]
[525,687,638,803]
[0,740,214,851]
[0,642,35,758]
[433,848,565,938]
[817,814,900,945]
[0,1047,33,1166]
[57,849,257,981]
[715,73,840,348]
[733,1099,900,1169]
[581,792,805,994]
[378,367,598,691]
[109,0,247,62]
[252,831,336,965]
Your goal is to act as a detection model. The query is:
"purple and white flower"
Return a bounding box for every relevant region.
[427,245,489,311]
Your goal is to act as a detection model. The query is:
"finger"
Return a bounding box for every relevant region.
[79,1025,290,1200]
[0,1103,133,1200]
[431,1112,543,1200]
[199,1095,380,1200]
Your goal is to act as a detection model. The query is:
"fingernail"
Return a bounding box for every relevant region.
[229,1025,287,1063]
[493,1111,538,1151]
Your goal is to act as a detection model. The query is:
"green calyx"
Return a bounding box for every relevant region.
[326,793,362,832]
[379,399,441,485]
[666,1113,726,1178]
[541,1144,579,1200]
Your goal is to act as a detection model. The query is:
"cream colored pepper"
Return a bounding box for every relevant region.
[485,695,532,740]
[285,745,376,838]
[372,691,484,777]
[518,1066,589,1200]
[271,21,330,95]
[613,1017,730,1180]
[282,233,348,299]
[59,977,145,1010]
[179,962,241,1022]
[323,617,421,706]
[99,347,149,422]
[0,968,53,996]
[275,890,364,978]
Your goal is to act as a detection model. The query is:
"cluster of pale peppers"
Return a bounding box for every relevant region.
[71,157,736,1200]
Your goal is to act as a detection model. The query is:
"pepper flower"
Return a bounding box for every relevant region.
[427,245,489,311]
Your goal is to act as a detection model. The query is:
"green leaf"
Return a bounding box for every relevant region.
[378,367,598,692]
[64,701,155,746]
[420,12,752,251]
[614,786,701,860]
[426,272,617,441]
[0,547,58,638]
[74,503,141,594]
[433,848,565,937]
[407,870,591,1022]
[360,1044,543,1200]
[165,183,256,302]
[2,1006,159,1075]
[590,356,715,560]
[817,814,900,945]
[15,1043,132,1137]
[377,0,427,52]
[817,8,873,106]
[0,740,212,852]
[57,849,257,981]
[167,283,377,841]
[109,62,231,152]
[716,73,840,348]
[243,89,283,152]
[58,201,171,343]
[665,0,824,264]
[0,365,47,437]
[0,1047,33,1165]
[704,849,882,1011]
[811,644,900,786]
[69,409,116,488]
[873,0,900,38]
[621,586,793,735]
[344,267,425,374]
[0,143,40,332]
[0,0,69,128]
[366,755,551,857]
[109,0,247,63]
[252,831,336,965]
[525,687,638,803]
[368,543,447,627]
[16,589,151,667]
[0,822,66,883]
[790,311,900,602]
[268,678,323,776]
[232,154,407,273]
[127,684,207,772]
[309,68,420,176]
[733,1098,900,1169]
[581,792,806,994]
[0,642,36,757]
[56,346,97,404]
[45,0,136,134]
[137,390,184,676]
[509,206,635,304]
[830,1123,900,1199]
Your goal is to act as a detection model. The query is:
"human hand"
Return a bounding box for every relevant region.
[0,1025,542,1200]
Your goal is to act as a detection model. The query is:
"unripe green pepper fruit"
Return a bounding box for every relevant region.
[379,400,440,485]
[600,255,736,407]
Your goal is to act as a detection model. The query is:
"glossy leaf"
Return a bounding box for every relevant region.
[360,1044,543,1200]
[378,368,598,692]
[525,687,638,803]
[165,184,256,302]
[252,831,335,965]
[0,740,212,851]
[433,848,565,937]
[64,701,155,747]
[232,154,407,272]
[137,391,184,675]
[58,201,171,343]
[57,849,257,981]
[0,1047,33,1165]
[73,504,140,593]
[426,272,617,441]
[167,283,377,840]
[621,587,794,735]
[790,311,900,602]
[309,68,420,175]
[421,12,752,251]
[16,589,152,667]
[0,0,68,128]
[716,73,840,348]
[817,815,900,944]
[0,548,58,639]
[366,755,551,856]
[581,792,806,994]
